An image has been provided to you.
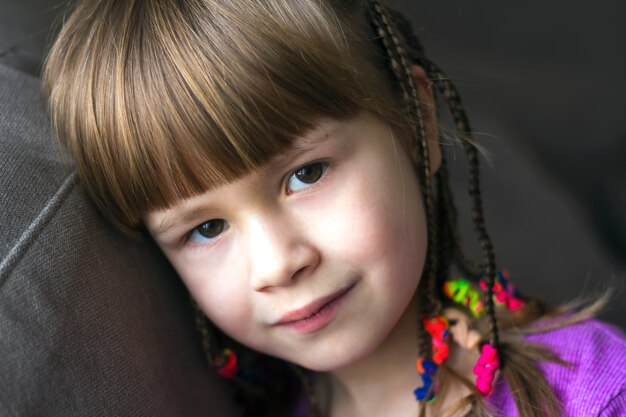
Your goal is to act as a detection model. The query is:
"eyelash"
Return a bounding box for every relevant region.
[186,219,228,246]
[185,161,329,246]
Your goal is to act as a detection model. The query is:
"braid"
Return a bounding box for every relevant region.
[416,57,500,349]
[367,0,441,363]
[191,297,217,367]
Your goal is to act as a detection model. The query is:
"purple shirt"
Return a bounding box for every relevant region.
[489,319,626,416]
[291,319,626,416]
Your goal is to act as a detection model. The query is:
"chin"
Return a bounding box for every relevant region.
[285,331,387,373]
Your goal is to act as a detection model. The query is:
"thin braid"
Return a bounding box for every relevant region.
[366,0,433,238]
[367,1,441,364]
[417,57,500,349]
[382,5,482,277]
[191,297,216,367]
[369,1,427,150]
[376,7,440,301]
[377,4,444,317]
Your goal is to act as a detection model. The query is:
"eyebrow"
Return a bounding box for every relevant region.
[152,121,345,237]
[154,206,212,237]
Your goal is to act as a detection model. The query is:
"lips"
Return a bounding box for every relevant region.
[273,282,355,333]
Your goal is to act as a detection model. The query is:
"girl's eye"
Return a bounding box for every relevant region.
[188,219,227,243]
[287,162,327,193]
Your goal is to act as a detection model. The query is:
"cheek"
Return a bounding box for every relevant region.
[170,253,253,339]
[316,161,427,271]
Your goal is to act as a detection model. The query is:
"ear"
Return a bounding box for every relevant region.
[410,65,441,174]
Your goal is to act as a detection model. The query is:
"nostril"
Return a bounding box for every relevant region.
[292,264,311,281]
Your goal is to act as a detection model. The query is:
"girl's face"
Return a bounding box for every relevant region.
[145,111,429,371]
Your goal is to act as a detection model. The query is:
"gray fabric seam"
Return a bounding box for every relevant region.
[0,171,78,285]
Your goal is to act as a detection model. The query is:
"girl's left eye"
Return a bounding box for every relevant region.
[287,162,328,193]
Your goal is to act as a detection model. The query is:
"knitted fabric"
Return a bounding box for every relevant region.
[489,318,626,416]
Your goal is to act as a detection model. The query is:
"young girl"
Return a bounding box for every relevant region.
[43,0,625,416]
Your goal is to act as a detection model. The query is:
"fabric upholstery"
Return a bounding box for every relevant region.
[0,62,237,416]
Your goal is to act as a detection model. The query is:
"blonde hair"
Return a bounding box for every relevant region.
[43,1,601,417]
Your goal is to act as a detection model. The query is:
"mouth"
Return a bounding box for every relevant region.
[273,282,356,334]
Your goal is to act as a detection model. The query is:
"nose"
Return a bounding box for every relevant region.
[247,212,320,292]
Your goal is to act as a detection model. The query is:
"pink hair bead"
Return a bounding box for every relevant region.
[473,343,500,397]
[479,270,525,312]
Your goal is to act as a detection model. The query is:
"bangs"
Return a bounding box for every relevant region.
[45,0,400,235]
[119,1,363,217]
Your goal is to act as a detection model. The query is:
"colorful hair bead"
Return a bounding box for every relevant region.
[414,315,450,402]
[479,270,524,311]
[473,343,500,396]
[423,315,450,364]
[443,279,485,317]
[414,358,438,402]
[214,348,238,378]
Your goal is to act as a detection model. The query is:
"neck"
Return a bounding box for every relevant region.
[318,298,423,417]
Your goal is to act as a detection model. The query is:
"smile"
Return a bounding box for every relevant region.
[273,282,356,334]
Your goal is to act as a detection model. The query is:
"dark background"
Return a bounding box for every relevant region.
[389,0,626,327]
[1,0,624,326]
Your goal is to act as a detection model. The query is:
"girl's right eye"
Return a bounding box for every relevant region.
[188,219,227,244]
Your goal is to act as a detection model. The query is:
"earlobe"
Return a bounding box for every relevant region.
[410,65,441,174]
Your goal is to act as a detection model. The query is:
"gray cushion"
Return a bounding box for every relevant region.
[0,63,237,416]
